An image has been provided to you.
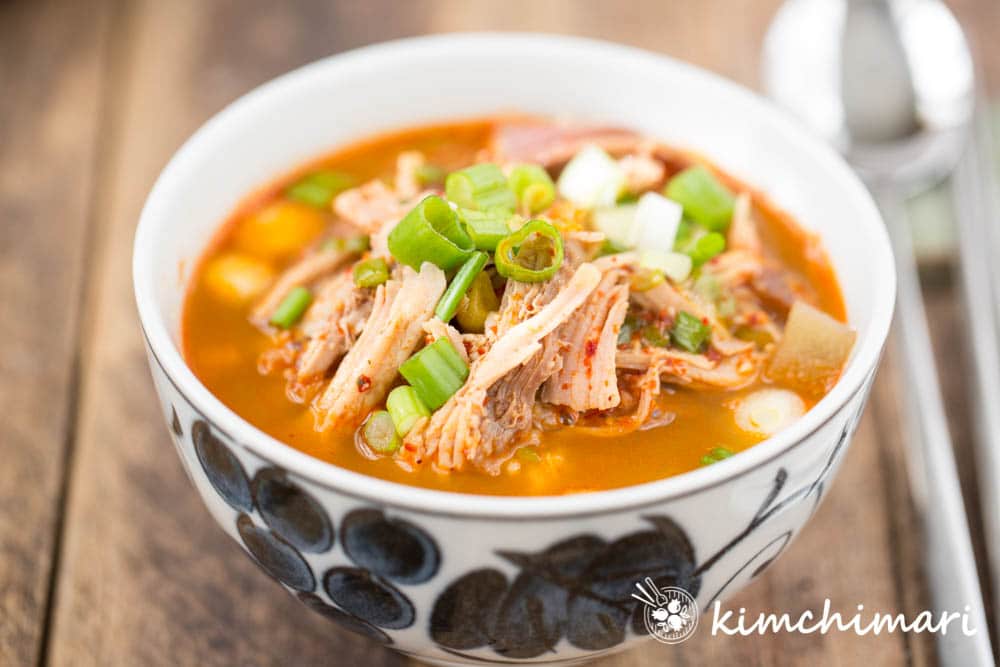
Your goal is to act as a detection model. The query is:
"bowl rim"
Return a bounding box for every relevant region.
[133,32,895,519]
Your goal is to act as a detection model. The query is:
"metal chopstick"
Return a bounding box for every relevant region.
[877,188,994,665]
[952,105,1000,639]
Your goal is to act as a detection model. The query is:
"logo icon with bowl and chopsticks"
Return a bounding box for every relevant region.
[632,578,698,644]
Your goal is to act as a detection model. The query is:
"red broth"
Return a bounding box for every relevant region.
[182,119,847,496]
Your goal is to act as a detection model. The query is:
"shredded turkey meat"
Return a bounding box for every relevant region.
[616,347,761,390]
[250,246,355,328]
[295,271,373,381]
[313,262,445,430]
[230,120,854,483]
[402,263,601,471]
[541,262,629,412]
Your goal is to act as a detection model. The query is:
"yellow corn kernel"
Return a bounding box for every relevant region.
[203,253,275,305]
[234,200,327,260]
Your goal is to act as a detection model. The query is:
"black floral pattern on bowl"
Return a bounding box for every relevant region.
[320,509,441,630]
[237,512,316,592]
[184,416,441,641]
[252,467,334,553]
[298,592,392,644]
[178,395,859,659]
[430,414,857,660]
[191,420,252,512]
[431,516,700,658]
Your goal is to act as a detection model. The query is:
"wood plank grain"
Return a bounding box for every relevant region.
[0,0,112,664]
[45,2,429,665]
[38,0,953,665]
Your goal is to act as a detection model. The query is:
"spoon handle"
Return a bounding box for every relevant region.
[876,188,994,666]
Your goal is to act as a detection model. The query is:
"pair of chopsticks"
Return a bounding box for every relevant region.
[952,101,1000,631]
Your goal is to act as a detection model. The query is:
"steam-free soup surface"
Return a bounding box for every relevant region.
[182,119,849,496]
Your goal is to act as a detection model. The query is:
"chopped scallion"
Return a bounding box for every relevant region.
[415,164,446,186]
[286,170,354,208]
[399,338,469,410]
[672,218,695,250]
[508,164,556,214]
[386,386,430,437]
[455,272,499,333]
[353,257,389,288]
[269,286,312,329]
[435,252,488,322]
[592,204,638,249]
[681,232,726,267]
[322,235,369,254]
[557,144,625,208]
[362,410,401,455]
[641,324,671,348]
[671,311,711,353]
[388,195,474,271]
[665,166,735,232]
[494,220,564,283]
[639,249,692,283]
[596,238,629,257]
[446,163,516,211]
[617,314,639,345]
[458,208,512,251]
[700,446,734,466]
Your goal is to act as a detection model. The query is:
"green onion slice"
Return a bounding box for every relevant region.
[435,252,488,322]
[508,164,556,214]
[353,257,390,288]
[399,338,469,410]
[458,208,513,251]
[386,385,430,437]
[322,235,370,254]
[415,164,446,186]
[665,166,735,232]
[641,324,671,348]
[361,410,401,455]
[617,314,639,345]
[700,445,734,466]
[269,286,312,329]
[445,164,516,211]
[286,170,354,208]
[682,231,726,267]
[455,272,499,333]
[672,218,695,250]
[388,195,474,271]
[671,310,712,353]
[494,220,564,283]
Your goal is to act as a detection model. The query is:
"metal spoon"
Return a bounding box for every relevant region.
[763,1,993,663]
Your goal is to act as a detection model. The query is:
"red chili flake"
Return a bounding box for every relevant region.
[706,347,722,362]
[701,316,710,325]
[356,375,372,392]
[585,340,598,357]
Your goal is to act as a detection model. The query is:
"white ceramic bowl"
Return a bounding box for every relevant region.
[133,33,894,665]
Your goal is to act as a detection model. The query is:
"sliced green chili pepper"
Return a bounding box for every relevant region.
[494,220,564,283]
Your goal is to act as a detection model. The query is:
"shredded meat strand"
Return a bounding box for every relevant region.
[313,262,445,430]
[402,263,601,471]
[250,248,354,328]
[542,265,629,411]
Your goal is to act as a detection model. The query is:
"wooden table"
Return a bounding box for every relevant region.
[2,1,997,665]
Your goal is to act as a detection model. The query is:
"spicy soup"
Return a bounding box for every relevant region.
[182,118,852,496]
